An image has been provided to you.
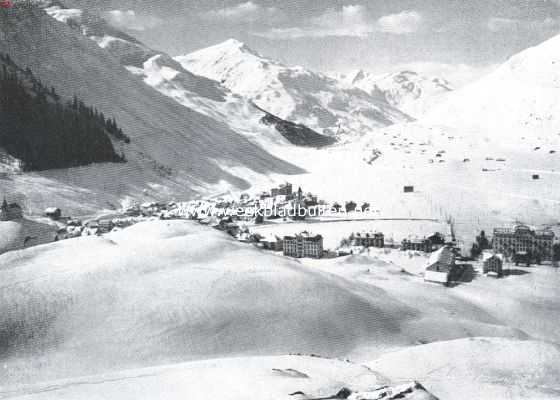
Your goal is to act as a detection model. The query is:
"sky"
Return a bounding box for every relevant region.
[77,0,560,86]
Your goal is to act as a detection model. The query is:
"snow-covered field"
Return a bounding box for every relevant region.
[1,355,436,400]
[1,220,559,399]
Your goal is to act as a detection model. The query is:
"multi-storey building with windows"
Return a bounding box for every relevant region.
[283,232,323,259]
[492,225,554,261]
[354,232,385,248]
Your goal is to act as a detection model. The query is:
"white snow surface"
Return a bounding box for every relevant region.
[0,356,435,400]
[369,337,560,400]
[0,220,414,385]
[425,33,560,147]
[336,70,453,117]
[176,39,412,139]
[2,220,560,398]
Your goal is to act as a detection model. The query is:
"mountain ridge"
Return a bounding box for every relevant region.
[176,39,413,139]
[0,3,303,214]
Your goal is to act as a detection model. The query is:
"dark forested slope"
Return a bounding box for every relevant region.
[0,53,127,170]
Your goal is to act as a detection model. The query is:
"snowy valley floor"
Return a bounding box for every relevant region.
[0,220,559,399]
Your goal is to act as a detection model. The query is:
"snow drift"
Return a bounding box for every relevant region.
[0,220,415,385]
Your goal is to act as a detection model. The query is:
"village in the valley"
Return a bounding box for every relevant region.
[3,180,559,287]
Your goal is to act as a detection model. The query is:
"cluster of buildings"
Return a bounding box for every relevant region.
[173,182,321,224]
[54,202,183,241]
[424,225,558,285]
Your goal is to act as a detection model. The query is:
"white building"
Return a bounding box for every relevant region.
[424,246,455,284]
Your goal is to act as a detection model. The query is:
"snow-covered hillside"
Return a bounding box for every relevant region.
[425,33,560,148]
[335,70,453,117]
[43,2,334,153]
[0,220,414,385]
[0,3,302,215]
[2,219,559,398]
[176,39,412,139]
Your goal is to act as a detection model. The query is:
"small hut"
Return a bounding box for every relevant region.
[45,207,62,220]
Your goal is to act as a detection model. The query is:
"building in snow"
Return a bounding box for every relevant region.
[424,246,455,284]
[271,182,293,197]
[283,232,323,259]
[354,232,385,248]
[482,252,504,277]
[401,237,433,252]
[492,225,554,262]
[0,198,23,221]
[45,207,62,220]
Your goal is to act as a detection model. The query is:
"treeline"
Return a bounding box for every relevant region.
[0,53,129,171]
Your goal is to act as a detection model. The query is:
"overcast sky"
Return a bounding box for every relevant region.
[83,0,560,85]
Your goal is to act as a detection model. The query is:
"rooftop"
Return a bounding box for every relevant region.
[427,246,454,268]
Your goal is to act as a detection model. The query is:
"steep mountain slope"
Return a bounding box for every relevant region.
[176,39,412,139]
[336,70,453,117]
[0,3,302,214]
[425,33,560,148]
[43,2,334,150]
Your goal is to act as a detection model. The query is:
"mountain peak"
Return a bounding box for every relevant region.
[213,38,259,56]
[222,38,246,48]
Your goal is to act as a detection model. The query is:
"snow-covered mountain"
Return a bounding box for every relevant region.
[336,69,453,117]
[176,39,412,139]
[42,3,335,152]
[425,33,560,147]
[0,2,302,214]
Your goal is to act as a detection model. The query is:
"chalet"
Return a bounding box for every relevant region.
[424,246,455,284]
[0,198,23,221]
[482,252,504,277]
[492,225,554,262]
[45,207,62,220]
[283,232,323,259]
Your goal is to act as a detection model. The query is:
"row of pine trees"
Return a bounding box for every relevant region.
[0,53,129,171]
